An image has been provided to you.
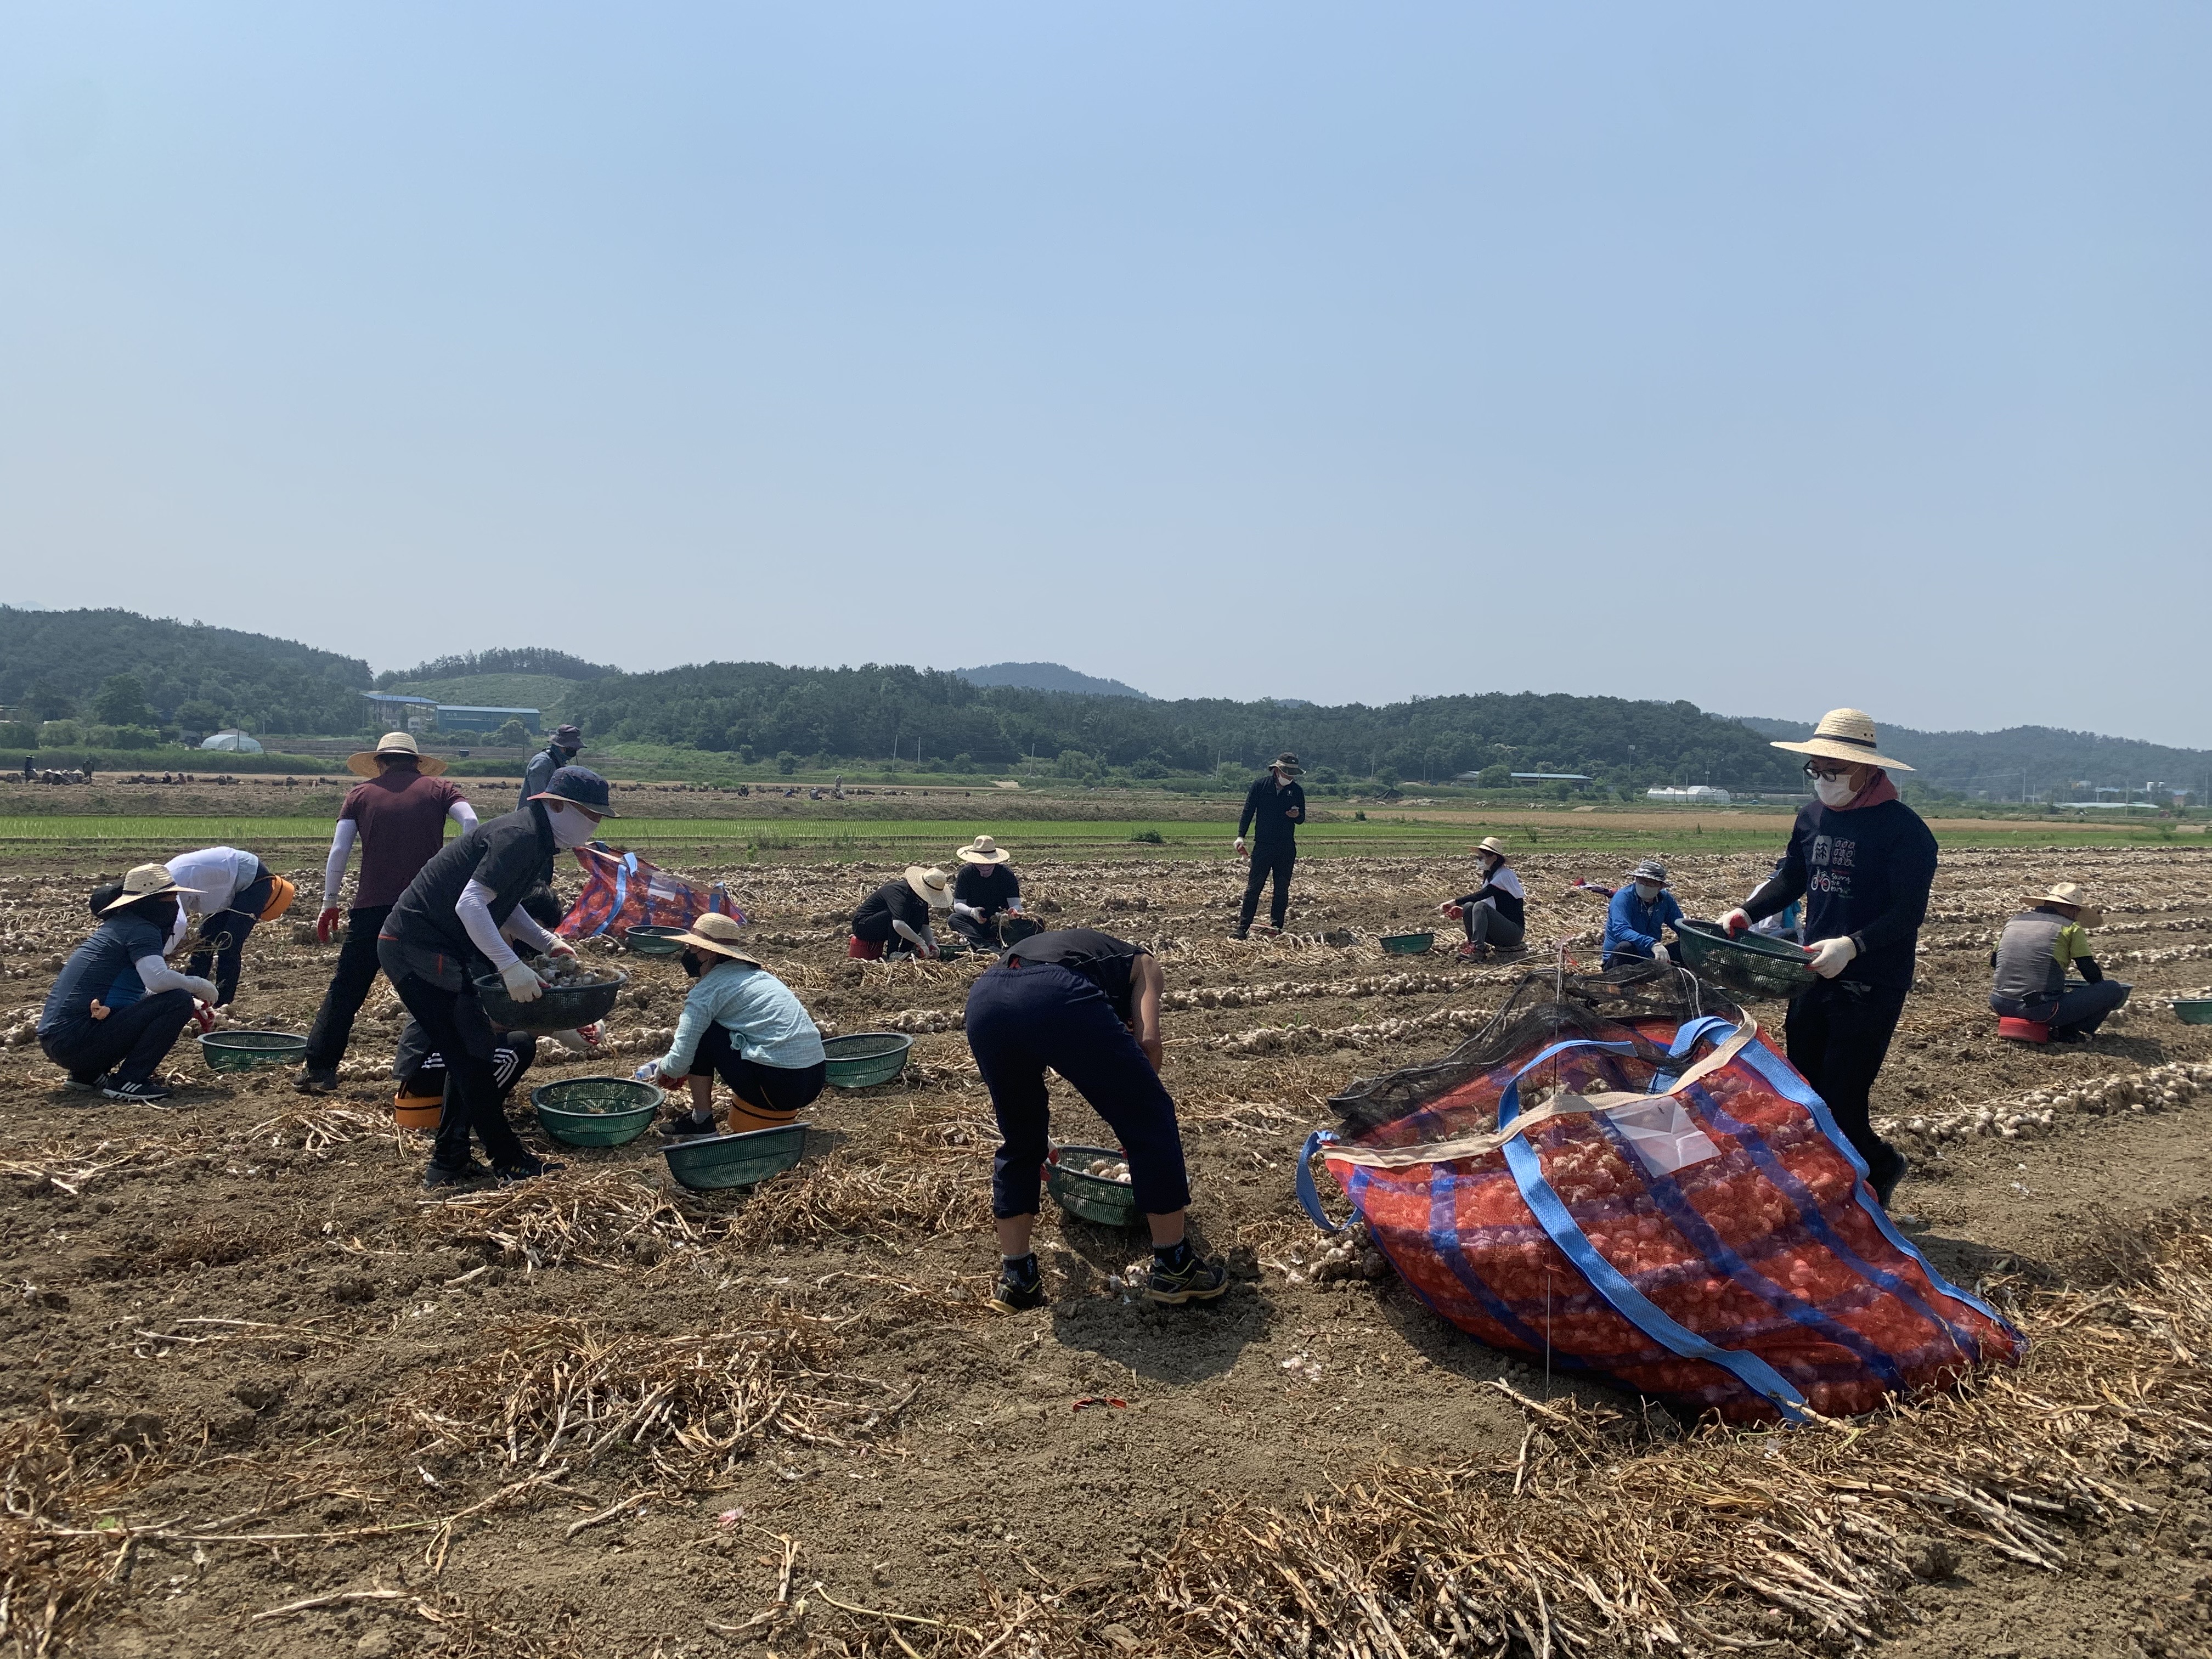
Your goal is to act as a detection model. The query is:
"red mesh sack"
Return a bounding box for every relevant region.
[557,847,746,941]
[1298,973,2022,1421]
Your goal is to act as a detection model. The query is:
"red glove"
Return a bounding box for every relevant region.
[317,906,344,944]
[1718,907,1752,938]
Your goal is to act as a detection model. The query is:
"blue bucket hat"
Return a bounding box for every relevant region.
[529,765,620,816]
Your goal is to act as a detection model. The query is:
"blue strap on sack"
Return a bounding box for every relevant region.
[1295,1129,1345,1232]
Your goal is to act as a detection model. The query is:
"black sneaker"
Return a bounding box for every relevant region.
[294,1067,340,1094]
[421,1158,490,1191]
[492,1154,564,1184]
[1229,926,1249,941]
[658,1113,718,1141]
[1869,1150,1910,1210]
[1146,1254,1230,1305]
[1492,945,1531,963]
[990,1260,1047,1314]
[101,1078,173,1104]
[63,1071,109,1093]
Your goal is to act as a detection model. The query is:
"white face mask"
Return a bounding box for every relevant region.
[1634,882,1661,902]
[1813,774,1858,809]
[546,802,600,849]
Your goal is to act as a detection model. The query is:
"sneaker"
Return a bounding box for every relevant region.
[63,1071,109,1093]
[1491,944,1531,963]
[658,1113,718,1141]
[294,1066,340,1094]
[1145,1254,1230,1305]
[492,1154,564,1184]
[1869,1150,1910,1209]
[1457,943,1488,963]
[989,1261,1047,1314]
[1229,926,1249,941]
[421,1158,490,1190]
[101,1078,173,1104]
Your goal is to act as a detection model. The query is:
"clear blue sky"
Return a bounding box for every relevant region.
[5,5,2207,743]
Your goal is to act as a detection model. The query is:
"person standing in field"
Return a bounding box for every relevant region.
[297,732,478,1093]
[521,724,586,885]
[1719,709,1936,1210]
[1440,836,1528,963]
[1990,881,2130,1042]
[964,927,1227,1310]
[1233,752,1306,939]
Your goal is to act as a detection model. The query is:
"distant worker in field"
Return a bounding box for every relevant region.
[162,846,297,1009]
[1602,859,1683,968]
[1990,882,2130,1043]
[1747,855,1804,945]
[1232,752,1306,939]
[297,732,478,1094]
[849,865,954,960]
[964,927,1227,1310]
[949,835,1024,950]
[1718,709,1935,1210]
[521,724,586,886]
[1440,836,1527,963]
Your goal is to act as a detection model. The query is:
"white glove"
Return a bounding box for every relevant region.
[1651,942,1671,966]
[499,960,546,1003]
[1718,907,1752,937]
[1233,836,1248,855]
[952,902,980,921]
[1808,935,1858,979]
[545,940,578,961]
[546,1028,595,1053]
[184,977,219,1003]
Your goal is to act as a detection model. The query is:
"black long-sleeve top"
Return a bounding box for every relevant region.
[1743,798,1938,991]
[1238,776,1306,844]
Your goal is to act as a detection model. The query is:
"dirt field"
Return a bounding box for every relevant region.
[2,843,2210,1658]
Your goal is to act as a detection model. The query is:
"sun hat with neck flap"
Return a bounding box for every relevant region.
[676,911,759,967]
[1768,709,1915,771]
[957,835,1012,865]
[346,731,448,778]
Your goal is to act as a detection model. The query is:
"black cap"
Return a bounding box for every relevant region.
[552,724,584,748]
[529,765,620,816]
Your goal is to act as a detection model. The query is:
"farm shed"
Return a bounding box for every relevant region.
[435,704,541,734]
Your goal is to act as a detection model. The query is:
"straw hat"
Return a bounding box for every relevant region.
[1768,708,1915,771]
[1475,836,1510,859]
[100,864,200,914]
[905,866,956,910]
[675,911,759,966]
[2033,882,2102,926]
[347,731,449,778]
[957,834,1012,865]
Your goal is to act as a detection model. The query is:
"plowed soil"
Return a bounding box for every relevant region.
[2,843,2209,1658]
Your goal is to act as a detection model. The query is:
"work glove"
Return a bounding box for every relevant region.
[1651,942,1671,966]
[1233,836,1247,855]
[1718,907,1752,937]
[1807,936,1858,979]
[545,940,578,961]
[952,902,980,921]
[183,977,219,1004]
[499,961,546,1004]
[316,907,345,944]
[546,1028,595,1054]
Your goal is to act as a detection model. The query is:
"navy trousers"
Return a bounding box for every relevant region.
[1239,842,1296,930]
[1784,977,1908,1180]
[40,990,196,1086]
[964,960,1190,1220]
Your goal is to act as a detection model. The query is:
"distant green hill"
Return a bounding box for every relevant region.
[956,661,1152,699]
[1735,716,2212,801]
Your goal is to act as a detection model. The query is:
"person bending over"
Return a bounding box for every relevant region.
[40,865,217,1103]
[1991,881,2130,1042]
[1440,837,1527,963]
[643,913,827,1139]
[850,866,953,960]
[164,845,296,1007]
[964,928,1228,1311]
[1603,859,1683,968]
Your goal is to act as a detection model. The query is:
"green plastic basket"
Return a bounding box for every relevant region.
[531,1076,661,1147]
[1672,920,1819,1001]
[1046,1143,1142,1227]
[1380,932,1435,955]
[662,1123,807,1191]
[2173,1000,2212,1026]
[623,924,688,958]
[822,1031,914,1088]
[197,1030,309,1073]
[473,966,628,1033]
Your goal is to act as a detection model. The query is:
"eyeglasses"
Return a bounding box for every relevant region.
[1802,763,1852,781]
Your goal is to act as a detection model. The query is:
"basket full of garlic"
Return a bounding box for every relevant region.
[1045,1143,1141,1226]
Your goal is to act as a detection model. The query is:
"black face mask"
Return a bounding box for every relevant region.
[679,949,703,979]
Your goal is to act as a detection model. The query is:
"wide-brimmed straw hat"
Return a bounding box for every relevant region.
[100,864,200,914]
[346,731,449,778]
[1269,752,1304,776]
[2033,882,2102,926]
[905,866,956,909]
[1768,708,1915,772]
[1627,859,1669,885]
[676,911,759,966]
[956,834,1012,865]
[1475,836,1510,859]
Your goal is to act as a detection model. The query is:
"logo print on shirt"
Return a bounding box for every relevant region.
[1808,833,1856,898]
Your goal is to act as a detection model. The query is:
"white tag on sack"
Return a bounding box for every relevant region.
[1604,1097,1720,1176]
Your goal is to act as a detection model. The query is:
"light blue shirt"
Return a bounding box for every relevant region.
[657,960,825,1076]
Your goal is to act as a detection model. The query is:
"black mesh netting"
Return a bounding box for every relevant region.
[1328,960,1743,1138]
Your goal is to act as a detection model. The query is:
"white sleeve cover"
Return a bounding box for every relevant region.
[136,953,200,995]
[456,879,521,971]
[324,819,359,905]
[449,800,478,832]
[891,918,931,948]
[504,906,559,955]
